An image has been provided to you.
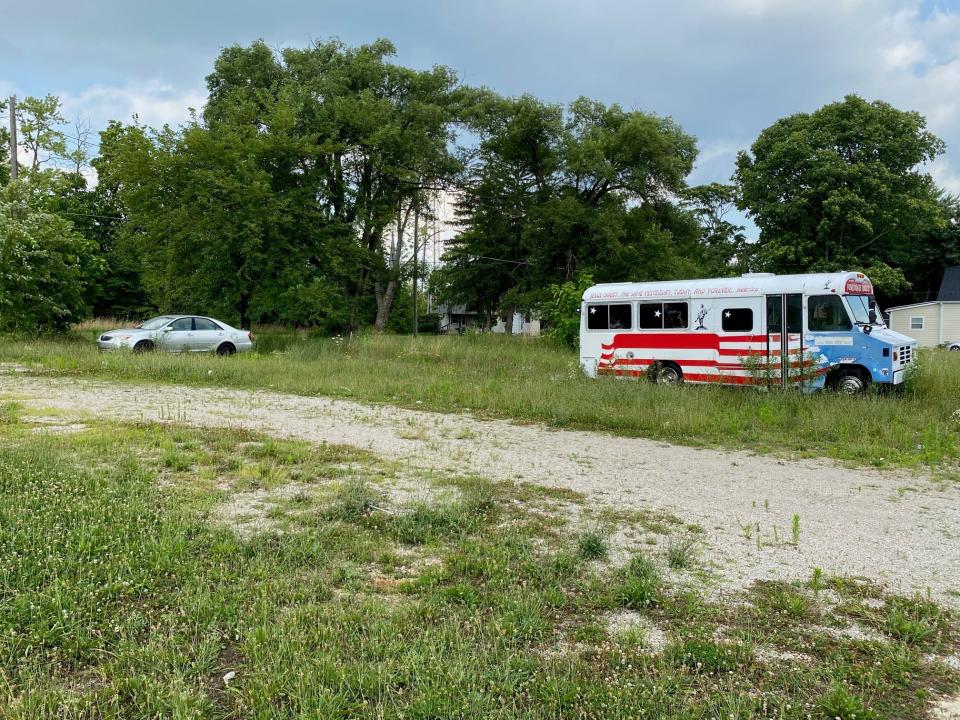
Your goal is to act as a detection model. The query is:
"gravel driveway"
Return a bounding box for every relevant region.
[2,373,958,605]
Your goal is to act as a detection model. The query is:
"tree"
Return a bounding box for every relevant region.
[680,183,745,276]
[735,95,946,294]
[0,179,100,331]
[15,95,68,170]
[96,118,318,329]
[441,94,700,318]
[98,38,464,332]
[0,98,9,186]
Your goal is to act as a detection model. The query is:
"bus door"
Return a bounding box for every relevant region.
[765,294,803,388]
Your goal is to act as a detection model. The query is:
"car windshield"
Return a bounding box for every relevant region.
[138,316,175,330]
[845,295,876,324]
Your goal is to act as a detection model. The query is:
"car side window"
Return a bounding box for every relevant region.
[194,318,220,331]
[169,317,193,331]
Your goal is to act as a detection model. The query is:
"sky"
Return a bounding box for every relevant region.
[2,0,960,238]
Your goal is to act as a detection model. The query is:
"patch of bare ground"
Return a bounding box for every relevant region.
[21,415,88,434]
[933,694,960,720]
[212,482,314,537]
[4,375,959,606]
[753,646,816,664]
[604,611,669,653]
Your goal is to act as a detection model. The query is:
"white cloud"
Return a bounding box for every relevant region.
[59,81,206,132]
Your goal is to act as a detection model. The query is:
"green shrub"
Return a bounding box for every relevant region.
[577,529,608,560]
[616,555,661,609]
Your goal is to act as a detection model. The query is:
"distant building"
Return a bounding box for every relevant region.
[492,313,541,336]
[435,304,541,336]
[435,304,479,334]
[886,266,960,346]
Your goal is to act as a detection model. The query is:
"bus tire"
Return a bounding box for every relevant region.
[831,367,868,395]
[653,362,683,386]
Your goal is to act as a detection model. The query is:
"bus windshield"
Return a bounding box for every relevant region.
[845,295,877,325]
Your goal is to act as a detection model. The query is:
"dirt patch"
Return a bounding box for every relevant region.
[4,375,959,606]
[933,694,960,720]
[22,415,89,435]
[0,363,29,374]
[604,611,668,653]
[213,482,313,537]
[754,646,815,664]
[817,621,888,643]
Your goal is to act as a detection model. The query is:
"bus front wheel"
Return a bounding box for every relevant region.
[831,368,868,395]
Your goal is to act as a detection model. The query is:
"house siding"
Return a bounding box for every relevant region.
[944,304,960,344]
[888,303,960,346]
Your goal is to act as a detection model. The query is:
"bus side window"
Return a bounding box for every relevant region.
[808,295,852,332]
[722,308,753,332]
[663,302,688,329]
[587,304,608,330]
[587,303,632,330]
[638,302,687,329]
[608,304,632,329]
[766,297,782,333]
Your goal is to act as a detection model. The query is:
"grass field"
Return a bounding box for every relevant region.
[1,405,957,718]
[1,323,959,471]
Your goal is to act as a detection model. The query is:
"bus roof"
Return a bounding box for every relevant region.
[582,272,872,302]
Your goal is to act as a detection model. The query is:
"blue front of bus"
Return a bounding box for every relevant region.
[805,284,917,392]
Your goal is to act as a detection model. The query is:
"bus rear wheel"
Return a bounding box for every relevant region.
[652,362,683,386]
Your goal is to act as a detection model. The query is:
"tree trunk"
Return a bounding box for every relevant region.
[374,280,397,330]
[504,309,514,335]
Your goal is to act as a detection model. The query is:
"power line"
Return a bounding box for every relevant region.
[460,253,531,266]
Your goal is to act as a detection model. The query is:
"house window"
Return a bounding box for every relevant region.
[721,308,753,333]
[808,295,852,332]
[638,302,688,330]
[910,316,924,330]
[586,303,632,330]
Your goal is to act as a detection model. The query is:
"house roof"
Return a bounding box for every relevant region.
[887,300,960,312]
[435,304,477,315]
[938,266,960,301]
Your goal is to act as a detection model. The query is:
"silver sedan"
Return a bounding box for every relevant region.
[97,315,255,355]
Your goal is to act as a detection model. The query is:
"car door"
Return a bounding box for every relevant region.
[161,317,194,352]
[191,317,225,351]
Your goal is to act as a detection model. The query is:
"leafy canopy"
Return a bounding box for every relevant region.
[735,95,945,295]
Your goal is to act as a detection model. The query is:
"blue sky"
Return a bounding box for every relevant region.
[2,0,960,237]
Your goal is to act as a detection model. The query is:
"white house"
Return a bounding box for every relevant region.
[886,266,960,347]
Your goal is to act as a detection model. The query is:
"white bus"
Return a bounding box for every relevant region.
[579,272,917,393]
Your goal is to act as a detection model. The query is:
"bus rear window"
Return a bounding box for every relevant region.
[587,303,632,330]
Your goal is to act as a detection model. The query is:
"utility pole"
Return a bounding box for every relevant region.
[412,207,420,337]
[8,95,18,181]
